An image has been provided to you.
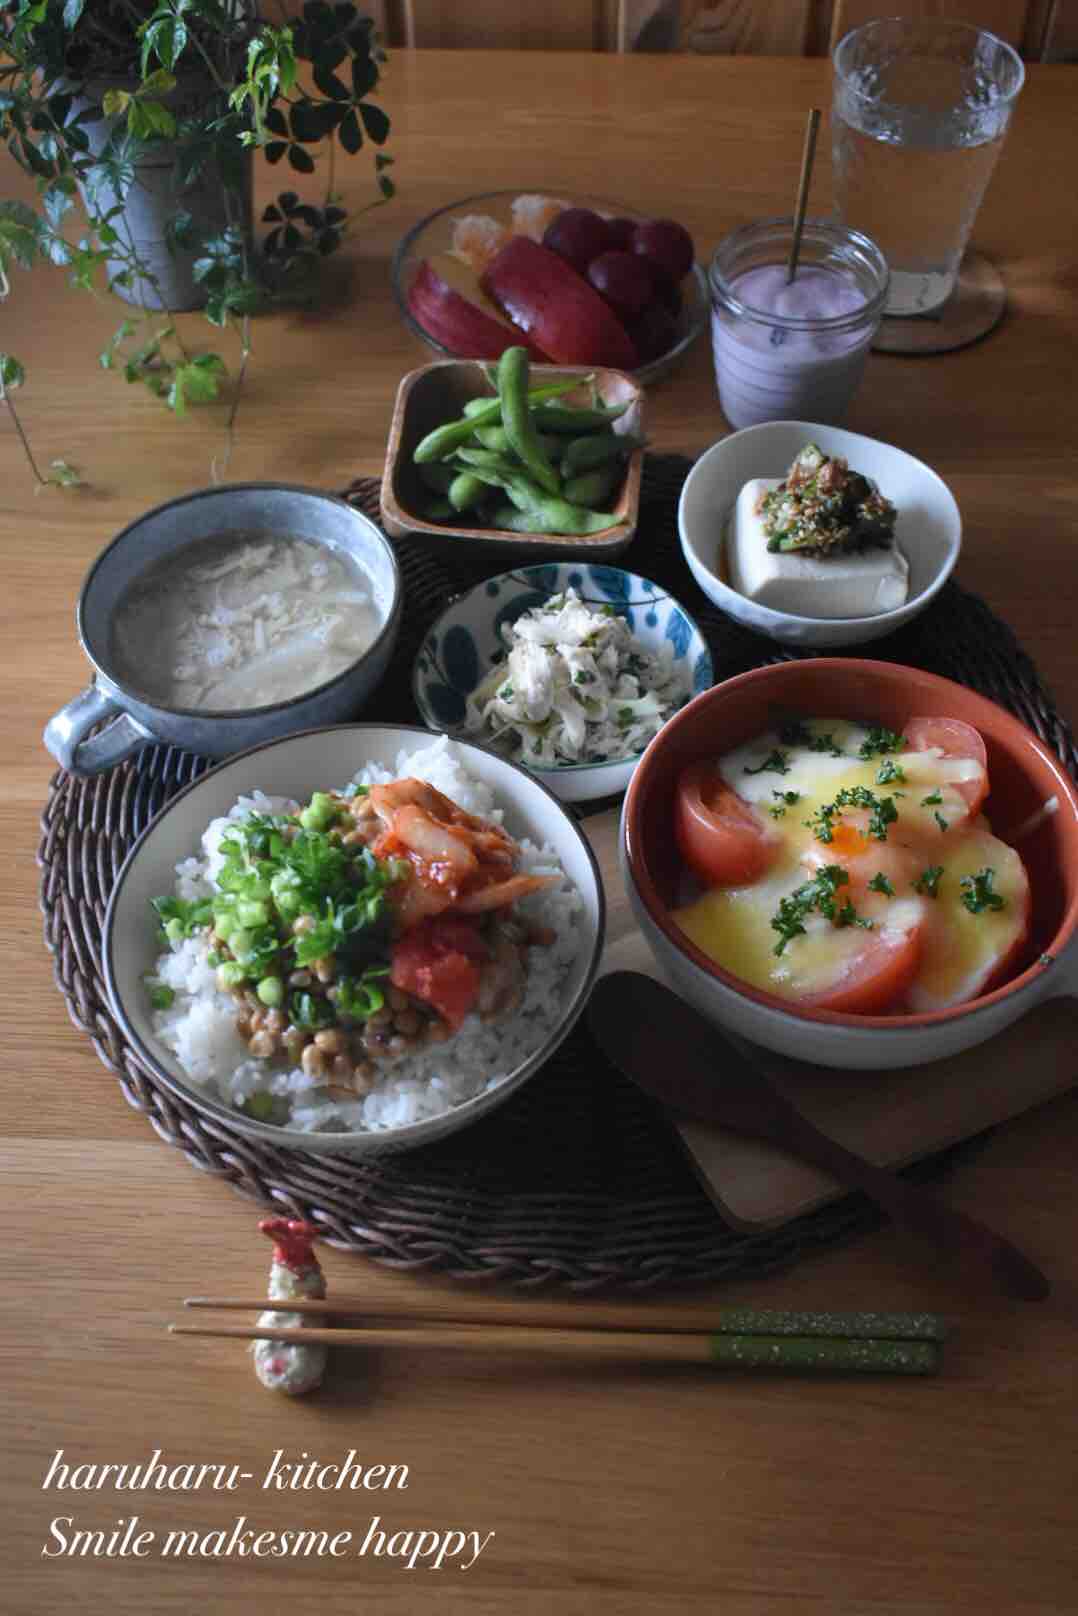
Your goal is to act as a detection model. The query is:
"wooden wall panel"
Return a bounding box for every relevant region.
[829,0,1032,51]
[1041,0,1078,58]
[620,1,812,54]
[274,0,1072,57]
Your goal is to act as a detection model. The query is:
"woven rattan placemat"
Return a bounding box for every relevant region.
[38,457,1078,1291]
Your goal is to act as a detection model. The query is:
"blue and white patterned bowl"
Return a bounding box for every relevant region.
[412,563,714,802]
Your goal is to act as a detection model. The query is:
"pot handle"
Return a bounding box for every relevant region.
[43,683,156,775]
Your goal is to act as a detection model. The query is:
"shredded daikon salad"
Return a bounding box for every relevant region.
[110,532,382,712]
[464,588,689,767]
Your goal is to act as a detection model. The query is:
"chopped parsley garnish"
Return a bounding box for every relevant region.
[934,812,949,833]
[868,872,895,897]
[768,789,802,819]
[875,758,906,785]
[500,683,514,700]
[920,789,943,806]
[858,726,907,759]
[808,786,899,843]
[617,706,635,726]
[573,670,596,685]
[913,865,944,898]
[774,720,844,756]
[808,732,845,758]
[770,866,872,956]
[960,867,1006,914]
[744,748,790,776]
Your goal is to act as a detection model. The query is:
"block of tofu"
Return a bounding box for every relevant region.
[727,478,909,619]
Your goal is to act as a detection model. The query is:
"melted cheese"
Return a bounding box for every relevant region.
[673,719,1029,1011]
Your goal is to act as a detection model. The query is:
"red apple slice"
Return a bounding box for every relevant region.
[481,237,639,370]
[407,255,550,361]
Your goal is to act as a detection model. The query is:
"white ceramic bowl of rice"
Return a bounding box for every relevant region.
[103,725,604,1157]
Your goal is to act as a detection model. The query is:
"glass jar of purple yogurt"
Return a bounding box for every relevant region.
[709,218,889,429]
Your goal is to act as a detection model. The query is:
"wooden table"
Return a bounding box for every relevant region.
[4,51,1077,1616]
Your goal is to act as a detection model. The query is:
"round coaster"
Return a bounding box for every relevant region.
[872,251,1007,355]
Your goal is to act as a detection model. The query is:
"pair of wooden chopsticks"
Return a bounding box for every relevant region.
[172,1299,948,1375]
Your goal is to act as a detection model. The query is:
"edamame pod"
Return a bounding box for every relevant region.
[561,462,624,509]
[448,471,488,512]
[497,347,560,495]
[473,424,563,459]
[488,500,620,536]
[562,430,643,474]
[532,400,630,433]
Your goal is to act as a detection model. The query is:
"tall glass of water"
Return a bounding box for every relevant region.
[832,19,1024,318]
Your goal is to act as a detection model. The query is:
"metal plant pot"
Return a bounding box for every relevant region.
[72,74,252,313]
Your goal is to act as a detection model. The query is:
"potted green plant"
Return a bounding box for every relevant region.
[0,0,395,484]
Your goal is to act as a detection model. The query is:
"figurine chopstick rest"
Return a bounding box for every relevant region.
[252,1218,328,1396]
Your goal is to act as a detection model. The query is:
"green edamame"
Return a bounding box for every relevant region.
[561,462,624,509]
[448,471,488,512]
[488,500,620,536]
[497,347,560,495]
[415,376,584,461]
[532,401,630,433]
[562,430,642,474]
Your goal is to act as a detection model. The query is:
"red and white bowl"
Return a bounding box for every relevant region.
[621,659,1078,1069]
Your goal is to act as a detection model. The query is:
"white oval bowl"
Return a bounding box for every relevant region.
[103,724,605,1157]
[678,421,962,648]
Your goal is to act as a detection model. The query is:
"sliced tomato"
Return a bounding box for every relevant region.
[905,717,989,816]
[390,916,489,1031]
[798,920,923,1015]
[674,762,780,888]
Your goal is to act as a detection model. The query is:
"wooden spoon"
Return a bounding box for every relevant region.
[588,972,1050,1302]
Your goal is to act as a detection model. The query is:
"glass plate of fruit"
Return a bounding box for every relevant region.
[392,190,707,383]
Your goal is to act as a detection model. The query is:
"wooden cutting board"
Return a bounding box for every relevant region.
[582,808,1077,1231]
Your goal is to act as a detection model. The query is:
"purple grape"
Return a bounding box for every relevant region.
[605,216,637,252]
[542,208,616,275]
[631,218,695,285]
[586,251,655,320]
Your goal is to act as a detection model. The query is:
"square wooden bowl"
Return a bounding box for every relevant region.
[380,359,644,560]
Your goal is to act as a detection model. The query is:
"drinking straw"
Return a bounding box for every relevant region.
[786,107,822,282]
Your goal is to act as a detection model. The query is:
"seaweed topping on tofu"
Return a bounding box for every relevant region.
[758,444,897,559]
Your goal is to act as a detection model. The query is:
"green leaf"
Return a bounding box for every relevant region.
[287,143,315,173]
[63,0,86,29]
[131,100,178,140]
[0,201,42,271]
[102,89,132,121]
[358,101,389,145]
[312,64,350,101]
[0,354,27,390]
[337,110,361,154]
[289,100,340,142]
[164,209,196,253]
[45,458,82,489]
[351,53,378,99]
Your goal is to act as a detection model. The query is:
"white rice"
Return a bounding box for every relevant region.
[148,736,584,1134]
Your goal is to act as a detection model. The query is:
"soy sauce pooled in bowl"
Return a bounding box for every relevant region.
[110,532,382,712]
